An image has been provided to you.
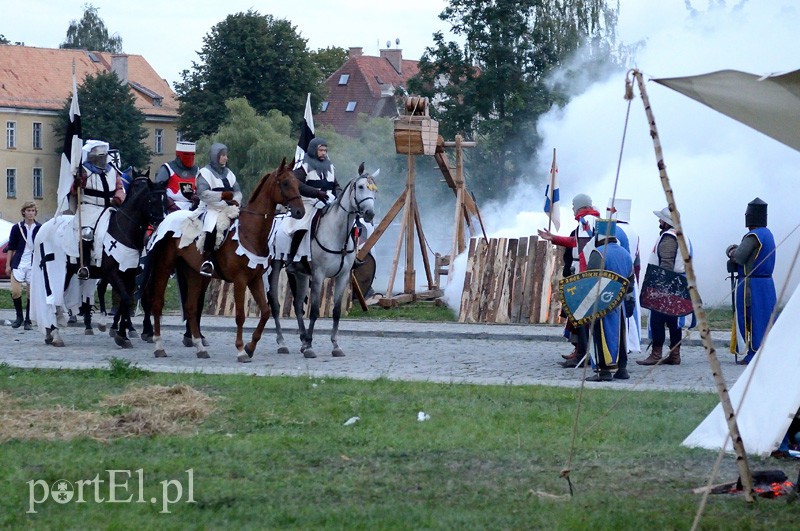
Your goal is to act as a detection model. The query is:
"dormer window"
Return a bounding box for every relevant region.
[338,74,350,85]
[321,101,329,112]
[345,101,357,112]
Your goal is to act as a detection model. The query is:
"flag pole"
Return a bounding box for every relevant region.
[627,69,754,503]
[547,148,557,232]
[72,59,85,275]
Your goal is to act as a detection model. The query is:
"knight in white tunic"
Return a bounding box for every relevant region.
[72,140,125,280]
[196,143,241,276]
[281,137,341,273]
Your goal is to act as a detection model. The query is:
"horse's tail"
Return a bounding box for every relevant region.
[137,235,169,311]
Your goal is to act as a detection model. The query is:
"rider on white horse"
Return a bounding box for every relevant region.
[197,142,241,277]
[73,140,125,280]
[283,137,340,274]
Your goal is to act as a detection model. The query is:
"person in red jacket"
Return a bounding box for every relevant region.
[538,193,600,367]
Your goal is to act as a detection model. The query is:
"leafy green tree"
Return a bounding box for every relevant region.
[311,46,349,81]
[0,34,10,45]
[195,98,297,200]
[176,10,325,141]
[408,0,621,199]
[54,71,151,168]
[60,4,123,53]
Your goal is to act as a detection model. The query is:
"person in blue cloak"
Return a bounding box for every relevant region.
[727,198,776,365]
[584,218,635,382]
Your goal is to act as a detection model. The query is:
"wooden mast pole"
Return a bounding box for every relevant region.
[628,69,754,503]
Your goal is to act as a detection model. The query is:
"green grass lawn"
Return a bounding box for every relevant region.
[0,362,795,529]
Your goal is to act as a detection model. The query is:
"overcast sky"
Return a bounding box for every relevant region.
[3,0,452,86]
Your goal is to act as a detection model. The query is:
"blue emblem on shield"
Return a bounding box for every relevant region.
[559,269,629,325]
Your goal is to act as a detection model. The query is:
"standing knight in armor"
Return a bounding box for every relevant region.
[727,198,776,365]
[156,141,199,212]
[197,143,241,277]
[283,137,341,274]
[73,140,125,280]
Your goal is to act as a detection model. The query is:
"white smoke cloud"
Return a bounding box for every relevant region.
[442,0,800,312]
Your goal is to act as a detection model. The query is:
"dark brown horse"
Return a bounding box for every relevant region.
[142,158,304,361]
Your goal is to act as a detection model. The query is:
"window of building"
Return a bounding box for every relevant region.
[6,169,16,198]
[338,74,350,85]
[176,130,185,143]
[345,101,357,112]
[321,101,329,112]
[6,121,16,149]
[33,168,43,199]
[155,128,164,154]
[33,122,43,150]
[33,168,44,199]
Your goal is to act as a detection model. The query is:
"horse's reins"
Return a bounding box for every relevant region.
[108,178,152,249]
[314,176,372,277]
[239,195,301,220]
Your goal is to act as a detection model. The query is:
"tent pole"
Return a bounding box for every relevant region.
[628,69,755,503]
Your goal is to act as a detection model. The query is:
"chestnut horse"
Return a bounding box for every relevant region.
[142,158,304,361]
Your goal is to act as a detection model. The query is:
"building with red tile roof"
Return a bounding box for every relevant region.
[315,47,419,137]
[0,45,179,219]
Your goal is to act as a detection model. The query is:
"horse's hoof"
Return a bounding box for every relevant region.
[154,349,168,358]
[277,346,290,354]
[84,328,94,336]
[196,350,210,359]
[114,335,130,348]
[51,339,65,348]
[303,349,317,359]
[140,333,154,343]
[244,344,255,358]
[97,323,107,332]
[237,352,252,363]
[45,335,53,345]
[109,328,117,338]
[183,336,193,347]
[332,348,345,357]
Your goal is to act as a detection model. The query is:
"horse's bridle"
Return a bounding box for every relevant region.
[335,175,374,216]
[312,175,375,276]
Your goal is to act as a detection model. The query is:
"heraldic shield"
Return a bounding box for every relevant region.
[639,263,693,317]
[558,270,629,326]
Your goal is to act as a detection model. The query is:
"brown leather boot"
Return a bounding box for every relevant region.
[636,346,663,366]
[562,347,578,360]
[662,344,681,365]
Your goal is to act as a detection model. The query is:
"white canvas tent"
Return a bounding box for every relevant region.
[653,69,800,456]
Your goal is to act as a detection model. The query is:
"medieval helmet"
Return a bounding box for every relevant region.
[594,218,617,242]
[82,140,109,169]
[176,141,196,168]
[572,193,592,215]
[653,206,675,227]
[745,197,767,228]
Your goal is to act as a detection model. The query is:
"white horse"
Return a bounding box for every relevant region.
[267,163,377,358]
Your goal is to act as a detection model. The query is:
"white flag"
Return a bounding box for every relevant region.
[544,148,560,231]
[57,68,82,214]
[294,93,315,169]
